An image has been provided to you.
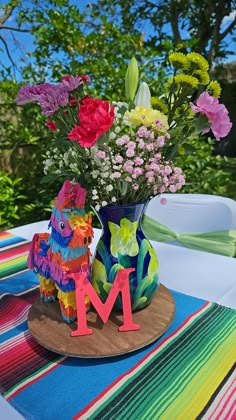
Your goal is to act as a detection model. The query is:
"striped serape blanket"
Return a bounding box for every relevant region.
[0,231,235,420]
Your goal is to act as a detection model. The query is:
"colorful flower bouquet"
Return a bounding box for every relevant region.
[16,52,232,211]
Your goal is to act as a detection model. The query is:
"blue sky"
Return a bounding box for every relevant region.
[0,1,235,80]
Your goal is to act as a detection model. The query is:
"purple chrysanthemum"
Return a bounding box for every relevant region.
[16,83,53,105]
[60,75,84,92]
[39,86,69,116]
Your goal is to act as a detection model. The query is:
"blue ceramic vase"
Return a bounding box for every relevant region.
[91,201,159,311]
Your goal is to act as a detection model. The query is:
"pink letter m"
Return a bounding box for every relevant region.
[71,268,140,336]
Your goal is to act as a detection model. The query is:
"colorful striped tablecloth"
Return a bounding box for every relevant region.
[0,231,235,420]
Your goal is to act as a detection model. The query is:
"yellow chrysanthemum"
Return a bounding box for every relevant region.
[125,107,169,132]
[193,70,210,85]
[169,52,188,69]
[174,74,199,88]
[186,52,209,72]
[207,80,222,98]
[150,97,168,114]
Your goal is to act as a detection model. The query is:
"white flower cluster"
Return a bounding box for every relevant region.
[43,148,78,175]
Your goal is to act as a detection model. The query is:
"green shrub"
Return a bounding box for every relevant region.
[0,172,26,229]
[176,138,236,200]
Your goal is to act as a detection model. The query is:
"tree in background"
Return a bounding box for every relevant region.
[0,0,235,228]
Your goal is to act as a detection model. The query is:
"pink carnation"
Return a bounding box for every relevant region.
[190,91,232,141]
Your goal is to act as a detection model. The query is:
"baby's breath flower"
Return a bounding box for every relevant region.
[169,52,187,69]
[186,52,209,72]
[101,172,109,178]
[207,80,222,98]
[109,132,116,140]
[92,170,99,178]
[106,185,113,192]
[44,158,54,167]
[174,74,199,88]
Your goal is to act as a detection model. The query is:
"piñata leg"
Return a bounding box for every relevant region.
[56,287,90,323]
[38,274,57,302]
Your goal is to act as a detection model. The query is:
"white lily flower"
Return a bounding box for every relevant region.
[134,82,151,108]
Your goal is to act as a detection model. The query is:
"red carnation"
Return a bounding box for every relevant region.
[67,96,115,147]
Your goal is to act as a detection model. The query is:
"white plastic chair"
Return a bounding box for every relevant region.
[145,193,236,234]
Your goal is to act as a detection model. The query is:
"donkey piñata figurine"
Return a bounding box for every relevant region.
[27,180,93,322]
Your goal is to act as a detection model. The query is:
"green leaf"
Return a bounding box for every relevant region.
[108,263,124,283]
[134,274,153,300]
[132,296,148,311]
[103,282,112,294]
[91,257,107,293]
[137,239,149,284]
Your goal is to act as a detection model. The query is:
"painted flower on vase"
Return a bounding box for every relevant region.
[108,218,139,257]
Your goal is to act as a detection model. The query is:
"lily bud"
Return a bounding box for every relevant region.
[125,57,139,102]
[134,82,151,108]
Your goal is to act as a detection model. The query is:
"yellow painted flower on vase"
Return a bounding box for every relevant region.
[125,107,169,132]
[108,217,139,257]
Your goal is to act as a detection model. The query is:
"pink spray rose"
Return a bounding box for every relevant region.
[190,91,232,141]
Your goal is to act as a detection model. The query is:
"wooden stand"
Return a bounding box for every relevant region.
[28,284,175,358]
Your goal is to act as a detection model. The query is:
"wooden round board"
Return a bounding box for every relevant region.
[28,284,175,358]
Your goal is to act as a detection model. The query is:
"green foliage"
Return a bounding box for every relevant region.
[0,171,25,228]
[176,138,236,200]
